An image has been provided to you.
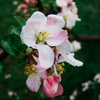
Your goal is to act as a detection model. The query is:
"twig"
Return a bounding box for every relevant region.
[0,86,38,96]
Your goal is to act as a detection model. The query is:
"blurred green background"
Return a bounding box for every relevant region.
[0,0,100,100]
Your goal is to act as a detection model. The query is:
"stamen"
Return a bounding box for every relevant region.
[24,64,37,78]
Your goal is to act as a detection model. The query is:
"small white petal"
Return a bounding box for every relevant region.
[63,53,83,67]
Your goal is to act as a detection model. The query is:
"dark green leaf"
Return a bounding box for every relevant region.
[1,34,26,56]
[9,25,21,35]
[14,16,26,27]
[17,56,24,64]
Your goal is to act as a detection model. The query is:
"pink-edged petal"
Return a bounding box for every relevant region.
[26,75,41,92]
[26,11,47,33]
[35,44,54,71]
[20,26,36,48]
[46,30,67,46]
[37,71,47,79]
[56,83,63,96]
[45,15,65,37]
[57,39,73,56]
[42,76,58,98]
[63,53,83,67]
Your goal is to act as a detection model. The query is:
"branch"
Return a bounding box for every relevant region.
[69,34,100,42]
[0,86,38,96]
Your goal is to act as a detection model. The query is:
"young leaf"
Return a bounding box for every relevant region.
[1,34,26,56]
[9,25,21,35]
[14,16,26,27]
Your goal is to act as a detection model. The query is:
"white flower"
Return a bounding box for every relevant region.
[57,40,83,67]
[71,40,81,52]
[20,11,67,71]
[94,73,100,83]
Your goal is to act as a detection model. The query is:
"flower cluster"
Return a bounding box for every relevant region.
[20,11,83,98]
[56,0,81,29]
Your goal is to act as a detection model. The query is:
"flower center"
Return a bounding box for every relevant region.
[24,64,37,78]
[35,30,51,44]
[64,15,69,20]
[56,63,64,75]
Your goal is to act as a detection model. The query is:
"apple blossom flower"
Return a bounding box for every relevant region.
[57,40,83,67]
[42,75,63,98]
[71,40,81,52]
[56,0,73,7]
[82,81,92,92]
[20,11,67,71]
[57,4,81,29]
[94,73,100,83]
[26,64,47,92]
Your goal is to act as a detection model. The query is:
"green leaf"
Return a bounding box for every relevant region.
[17,56,24,64]
[1,34,26,56]
[9,25,21,35]
[14,16,26,27]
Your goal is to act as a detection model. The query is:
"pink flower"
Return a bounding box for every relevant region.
[21,4,28,9]
[56,0,73,7]
[26,70,47,92]
[20,11,67,71]
[30,0,35,4]
[58,7,76,29]
[42,75,63,98]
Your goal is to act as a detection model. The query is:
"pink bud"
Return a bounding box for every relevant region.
[42,76,63,98]
[30,0,35,4]
[21,4,28,9]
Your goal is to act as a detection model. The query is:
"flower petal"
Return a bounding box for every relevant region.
[57,39,73,56]
[37,71,47,79]
[20,26,36,48]
[35,44,54,71]
[63,53,83,67]
[26,11,47,33]
[46,30,67,46]
[26,75,41,92]
[56,83,63,96]
[45,15,65,37]
[42,76,58,98]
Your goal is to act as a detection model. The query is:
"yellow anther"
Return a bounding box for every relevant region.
[39,34,44,41]
[64,15,69,20]
[66,36,69,39]
[36,34,39,38]
[61,63,65,66]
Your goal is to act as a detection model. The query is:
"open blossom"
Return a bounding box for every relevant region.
[94,73,100,83]
[56,0,73,7]
[71,40,81,52]
[20,11,67,71]
[57,40,83,67]
[26,64,47,92]
[58,6,80,29]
